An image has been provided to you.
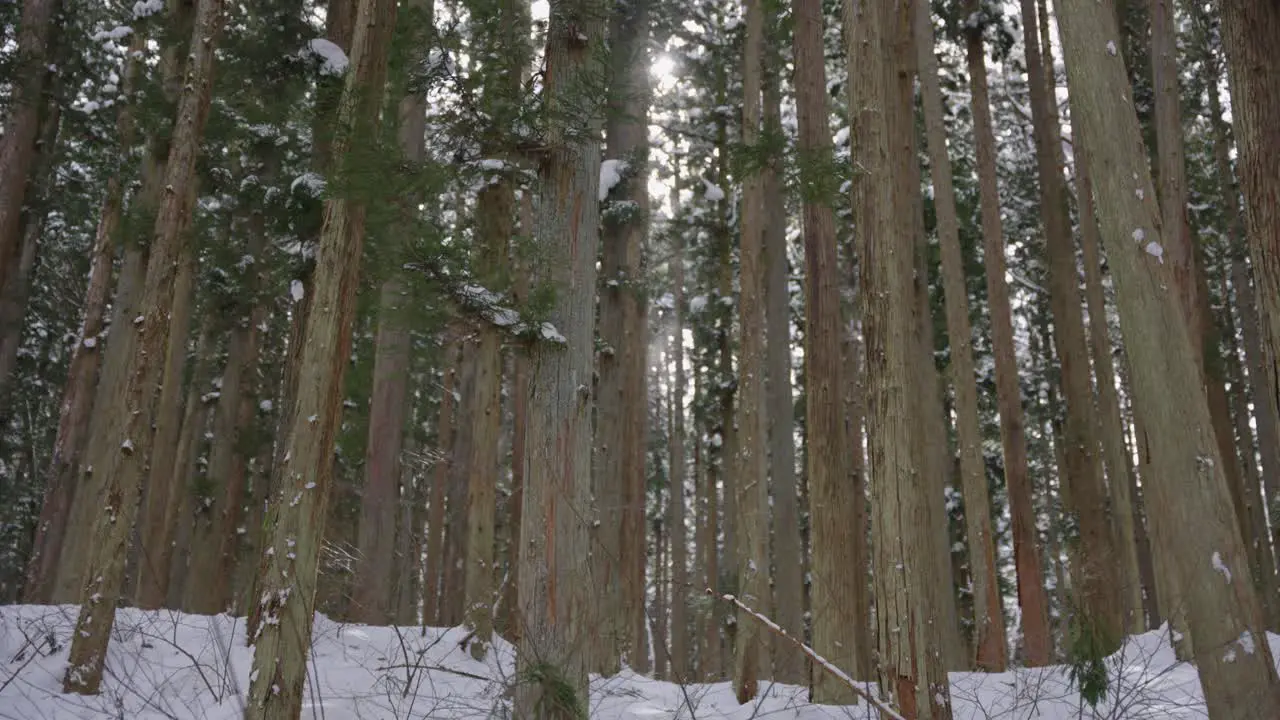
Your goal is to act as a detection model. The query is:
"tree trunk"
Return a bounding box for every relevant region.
[851,0,953,712]
[63,0,225,693]
[424,343,458,626]
[668,179,690,682]
[963,1,1051,665]
[1219,2,1280,545]
[501,193,533,641]
[350,0,429,620]
[1074,139,1147,633]
[732,0,770,701]
[244,0,398,713]
[513,0,603,714]
[1220,267,1280,628]
[913,0,1005,671]
[594,0,652,675]
[761,45,802,688]
[0,83,57,417]
[1020,0,1122,652]
[1205,38,1280,582]
[1055,0,1280,712]
[0,0,59,298]
[840,292,871,681]
[137,245,197,609]
[186,262,266,614]
[793,0,856,696]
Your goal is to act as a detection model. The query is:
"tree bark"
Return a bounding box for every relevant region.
[1021,0,1123,653]
[668,177,690,682]
[1219,1,1280,547]
[244,0,398,713]
[761,45,802,688]
[793,0,856,696]
[350,0,429,622]
[1074,139,1147,633]
[963,2,1051,665]
[732,0,770,701]
[594,0,652,675]
[513,0,603,714]
[63,0,225,693]
[0,0,59,300]
[851,0,953,711]
[424,343,459,626]
[913,0,1005,671]
[1055,0,1280,712]
[1206,28,1280,580]
[137,244,197,609]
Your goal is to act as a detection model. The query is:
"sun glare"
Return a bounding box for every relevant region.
[651,54,676,80]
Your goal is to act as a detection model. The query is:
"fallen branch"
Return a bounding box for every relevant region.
[706,588,906,720]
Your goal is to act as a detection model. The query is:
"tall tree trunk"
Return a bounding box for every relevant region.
[244,0,398,714]
[1205,35,1280,578]
[351,0,429,623]
[185,243,266,614]
[0,0,59,299]
[1056,0,1280,713]
[732,0,770,701]
[136,246,197,609]
[963,1,1051,665]
[913,0,1004,671]
[1219,1,1280,544]
[0,83,58,416]
[851,0,953,712]
[513,0,603,714]
[1074,140,1147,633]
[761,45,802,688]
[1151,0,1252,563]
[63,0,224,693]
[793,0,855,696]
[840,293,871,681]
[162,315,218,609]
[1220,267,1280,628]
[424,343,459,626]
[595,0,652,675]
[1019,0,1122,650]
[668,180,690,682]
[19,30,131,597]
[500,193,533,641]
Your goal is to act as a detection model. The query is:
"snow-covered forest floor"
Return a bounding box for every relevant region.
[0,605,1275,719]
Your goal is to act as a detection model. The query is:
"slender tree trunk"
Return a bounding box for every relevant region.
[136,246,197,609]
[1056,0,1280,712]
[732,0,770,700]
[1021,0,1123,653]
[424,344,458,626]
[1219,2,1280,542]
[244,0,398,713]
[594,0,652,675]
[1220,267,1280,628]
[840,296,871,681]
[761,46,802,688]
[668,180,690,682]
[63,0,225,693]
[1205,42,1280,576]
[963,2,1051,665]
[163,316,218,609]
[1074,140,1146,633]
[793,0,856,696]
[501,193,533,641]
[19,32,135,597]
[351,0,429,620]
[513,0,603,714]
[0,0,59,296]
[185,239,266,614]
[851,0,953,712]
[0,84,57,415]
[1151,0,1252,561]
[913,0,1004,670]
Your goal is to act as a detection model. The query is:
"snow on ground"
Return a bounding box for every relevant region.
[0,605,1275,719]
